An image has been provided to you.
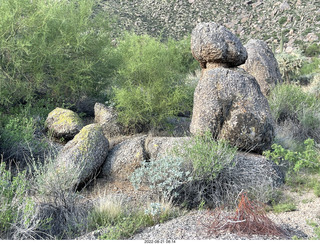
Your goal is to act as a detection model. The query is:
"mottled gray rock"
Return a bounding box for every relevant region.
[233,152,284,189]
[190,68,274,153]
[55,124,109,186]
[100,136,147,179]
[45,107,84,141]
[191,22,248,68]
[241,39,282,96]
[94,103,123,139]
[145,136,191,160]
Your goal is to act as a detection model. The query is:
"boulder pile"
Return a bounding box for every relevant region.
[190,22,275,153]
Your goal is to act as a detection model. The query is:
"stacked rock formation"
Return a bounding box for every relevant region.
[190,22,274,153]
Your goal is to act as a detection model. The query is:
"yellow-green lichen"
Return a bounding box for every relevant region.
[73,124,102,153]
[50,108,83,129]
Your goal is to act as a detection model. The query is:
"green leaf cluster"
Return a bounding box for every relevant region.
[263,138,320,173]
[112,33,197,130]
[0,162,28,233]
[175,131,237,182]
[0,0,116,108]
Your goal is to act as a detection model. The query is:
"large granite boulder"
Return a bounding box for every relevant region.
[241,39,282,96]
[191,22,248,69]
[100,136,147,180]
[55,124,109,187]
[45,108,83,141]
[190,67,274,153]
[94,103,123,139]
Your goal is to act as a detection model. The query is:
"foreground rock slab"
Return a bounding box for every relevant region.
[55,124,109,186]
[100,136,147,180]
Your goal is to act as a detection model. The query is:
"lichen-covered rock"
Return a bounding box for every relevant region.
[55,124,109,185]
[145,137,191,160]
[191,22,248,68]
[190,68,274,153]
[241,39,282,96]
[45,108,83,140]
[94,103,123,139]
[100,136,147,179]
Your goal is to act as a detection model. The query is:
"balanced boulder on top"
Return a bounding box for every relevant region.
[191,22,248,69]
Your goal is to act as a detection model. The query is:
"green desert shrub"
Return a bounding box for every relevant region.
[175,131,237,182]
[0,101,55,163]
[300,58,320,76]
[269,83,320,143]
[0,161,47,239]
[27,153,92,239]
[112,33,197,131]
[304,43,320,57]
[0,162,28,235]
[130,156,192,201]
[276,51,305,83]
[0,0,116,108]
[264,138,320,175]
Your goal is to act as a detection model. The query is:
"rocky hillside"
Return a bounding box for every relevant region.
[103,0,320,52]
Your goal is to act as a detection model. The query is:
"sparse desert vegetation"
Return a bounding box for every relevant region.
[1,0,320,241]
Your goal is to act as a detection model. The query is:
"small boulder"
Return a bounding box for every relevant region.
[94,103,123,139]
[145,136,191,160]
[191,22,248,68]
[241,39,282,96]
[190,68,274,153]
[45,108,83,140]
[55,124,109,186]
[100,136,147,180]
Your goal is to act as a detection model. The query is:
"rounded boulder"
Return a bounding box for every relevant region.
[191,22,248,68]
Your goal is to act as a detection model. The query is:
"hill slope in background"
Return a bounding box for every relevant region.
[103,0,320,52]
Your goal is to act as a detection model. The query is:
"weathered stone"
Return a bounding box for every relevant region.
[145,136,191,160]
[241,39,282,96]
[55,124,109,186]
[191,22,247,68]
[94,103,123,139]
[190,68,274,153]
[45,108,84,140]
[233,152,284,188]
[100,136,147,179]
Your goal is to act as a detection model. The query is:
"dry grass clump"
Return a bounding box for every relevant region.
[206,192,285,237]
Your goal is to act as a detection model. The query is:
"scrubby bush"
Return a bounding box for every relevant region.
[172,132,282,208]
[175,131,237,182]
[300,58,320,76]
[0,160,49,239]
[0,162,28,236]
[112,33,197,131]
[268,83,320,143]
[276,51,305,83]
[0,101,56,164]
[130,156,192,200]
[264,138,320,174]
[304,43,320,57]
[27,153,92,239]
[0,0,116,108]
